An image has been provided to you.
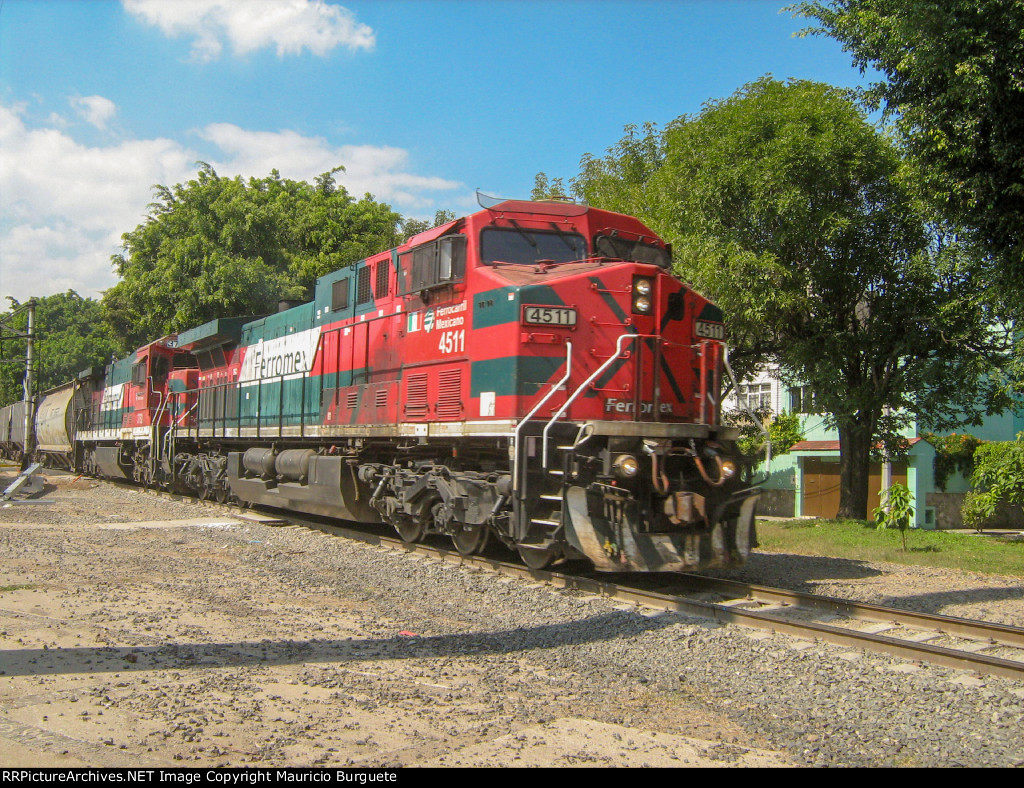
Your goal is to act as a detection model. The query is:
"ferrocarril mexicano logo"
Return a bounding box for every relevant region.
[435,300,467,330]
[239,327,322,383]
[412,300,467,334]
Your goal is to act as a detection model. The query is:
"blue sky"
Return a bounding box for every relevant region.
[0,0,870,305]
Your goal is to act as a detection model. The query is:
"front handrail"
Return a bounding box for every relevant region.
[512,341,573,493]
[541,333,653,469]
[148,380,167,476]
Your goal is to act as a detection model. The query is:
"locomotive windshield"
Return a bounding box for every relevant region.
[480,227,587,265]
[594,234,671,268]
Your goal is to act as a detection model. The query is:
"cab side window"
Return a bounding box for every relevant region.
[332,278,350,311]
[399,236,466,295]
[152,355,170,384]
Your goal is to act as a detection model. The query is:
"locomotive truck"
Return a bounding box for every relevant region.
[4,199,760,573]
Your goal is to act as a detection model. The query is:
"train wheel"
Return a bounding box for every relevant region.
[396,518,425,543]
[517,543,559,570]
[452,524,489,556]
[214,485,229,504]
[198,481,211,501]
[396,496,439,544]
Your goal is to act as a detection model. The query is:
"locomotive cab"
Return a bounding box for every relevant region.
[350,199,761,571]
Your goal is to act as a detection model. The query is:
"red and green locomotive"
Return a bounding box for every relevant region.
[63,199,760,573]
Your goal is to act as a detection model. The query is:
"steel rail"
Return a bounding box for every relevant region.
[130,482,1024,682]
[669,574,1024,648]
[239,506,1024,681]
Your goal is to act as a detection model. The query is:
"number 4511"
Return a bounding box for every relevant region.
[438,329,465,354]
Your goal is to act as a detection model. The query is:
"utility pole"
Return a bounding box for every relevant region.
[23,299,36,468]
[0,299,38,469]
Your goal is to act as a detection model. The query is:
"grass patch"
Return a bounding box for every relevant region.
[0,584,36,593]
[756,518,1024,577]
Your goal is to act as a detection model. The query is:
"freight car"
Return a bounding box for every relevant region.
[10,199,760,573]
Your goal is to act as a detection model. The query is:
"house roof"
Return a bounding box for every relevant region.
[789,437,923,452]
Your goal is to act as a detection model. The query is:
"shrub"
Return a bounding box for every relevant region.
[873,482,915,550]
[961,433,1024,531]
[970,433,1024,505]
[960,490,998,533]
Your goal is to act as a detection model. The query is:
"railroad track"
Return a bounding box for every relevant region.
[127,481,1024,682]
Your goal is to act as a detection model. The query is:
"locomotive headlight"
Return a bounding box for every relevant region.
[613,454,641,479]
[632,276,654,314]
[720,459,738,479]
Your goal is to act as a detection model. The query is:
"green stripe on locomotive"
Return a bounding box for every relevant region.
[241,302,316,344]
[470,356,564,399]
[471,284,565,330]
[106,350,138,386]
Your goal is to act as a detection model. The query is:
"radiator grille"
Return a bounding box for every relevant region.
[404,374,429,418]
[436,368,463,419]
[356,265,372,305]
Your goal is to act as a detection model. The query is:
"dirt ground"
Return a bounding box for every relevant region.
[0,471,791,768]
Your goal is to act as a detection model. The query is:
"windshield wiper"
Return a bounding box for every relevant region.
[548,222,580,253]
[507,219,540,255]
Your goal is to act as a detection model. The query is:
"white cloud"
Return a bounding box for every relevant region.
[70,95,118,131]
[198,123,460,207]
[122,0,375,62]
[1,223,116,306]
[0,102,198,303]
[0,103,195,237]
[0,102,460,305]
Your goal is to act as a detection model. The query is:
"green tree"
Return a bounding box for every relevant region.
[971,434,1024,501]
[531,172,570,201]
[104,163,403,347]
[0,292,122,407]
[573,78,1013,520]
[574,122,664,218]
[791,0,1024,315]
[725,407,805,459]
[399,209,458,242]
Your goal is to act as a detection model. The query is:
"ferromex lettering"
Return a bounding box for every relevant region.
[239,328,321,384]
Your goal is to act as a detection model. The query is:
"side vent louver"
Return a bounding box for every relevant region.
[436,368,463,419]
[404,373,429,418]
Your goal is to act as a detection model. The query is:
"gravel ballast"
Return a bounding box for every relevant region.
[0,473,1022,767]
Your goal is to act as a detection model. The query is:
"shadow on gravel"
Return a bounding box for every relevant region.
[878,585,1024,615]
[722,553,884,586]
[723,554,1024,615]
[0,609,691,678]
